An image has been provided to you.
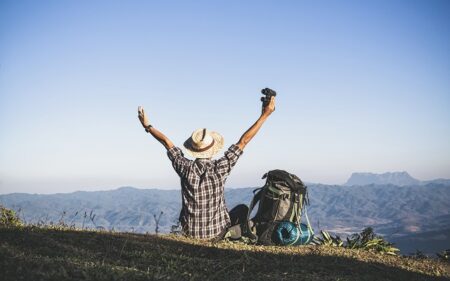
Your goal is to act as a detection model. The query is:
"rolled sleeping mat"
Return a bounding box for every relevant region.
[274,221,313,246]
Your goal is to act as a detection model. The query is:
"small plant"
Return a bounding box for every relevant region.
[58,211,67,226]
[68,211,79,227]
[80,210,96,230]
[82,211,87,229]
[312,230,344,247]
[0,205,23,227]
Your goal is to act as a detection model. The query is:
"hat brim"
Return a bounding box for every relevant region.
[183,131,224,159]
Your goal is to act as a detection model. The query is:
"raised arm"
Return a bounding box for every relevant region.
[138,106,174,150]
[236,96,275,151]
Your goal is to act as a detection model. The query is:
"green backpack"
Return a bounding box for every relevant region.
[245,170,314,245]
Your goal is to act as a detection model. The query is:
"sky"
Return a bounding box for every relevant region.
[0,0,449,194]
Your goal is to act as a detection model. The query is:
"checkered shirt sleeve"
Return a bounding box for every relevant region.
[167,146,192,178]
[215,144,243,176]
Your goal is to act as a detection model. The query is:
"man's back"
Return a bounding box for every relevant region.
[167,145,243,239]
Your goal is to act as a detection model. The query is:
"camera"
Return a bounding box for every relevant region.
[261,88,277,107]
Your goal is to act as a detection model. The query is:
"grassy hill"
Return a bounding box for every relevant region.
[1,226,449,281]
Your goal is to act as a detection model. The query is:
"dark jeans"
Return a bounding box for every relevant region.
[225,204,250,240]
[211,204,249,242]
[229,204,249,227]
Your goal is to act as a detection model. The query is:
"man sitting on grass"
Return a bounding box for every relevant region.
[138,95,275,240]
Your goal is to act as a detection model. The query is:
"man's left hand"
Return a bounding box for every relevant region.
[262,96,276,117]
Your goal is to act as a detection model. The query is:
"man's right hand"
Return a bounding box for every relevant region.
[138,106,151,128]
[262,96,276,117]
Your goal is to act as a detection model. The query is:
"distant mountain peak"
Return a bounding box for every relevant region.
[116,186,139,191]
[344,171,420,186]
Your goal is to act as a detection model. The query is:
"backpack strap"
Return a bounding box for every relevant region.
[303,205,314,236]
[304,188,310,206]
[243,187,263,241]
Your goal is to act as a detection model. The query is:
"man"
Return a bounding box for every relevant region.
[138,95,275,240]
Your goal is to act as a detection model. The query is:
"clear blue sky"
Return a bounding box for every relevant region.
[1,0,449,194]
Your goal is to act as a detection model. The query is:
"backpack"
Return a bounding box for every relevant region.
[244,170,314,245]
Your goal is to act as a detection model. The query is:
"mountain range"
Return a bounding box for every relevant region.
[1,172,449,255]
[344,171,450,186]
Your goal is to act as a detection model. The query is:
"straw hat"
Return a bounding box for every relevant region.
[183,128,224,159]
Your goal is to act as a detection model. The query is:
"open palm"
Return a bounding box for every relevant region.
[138,106,151,127]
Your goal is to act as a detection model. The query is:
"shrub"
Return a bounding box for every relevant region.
[0,205,23,227]
[313,227,399,255]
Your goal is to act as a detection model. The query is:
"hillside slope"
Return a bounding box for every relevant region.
[0,226,449,281]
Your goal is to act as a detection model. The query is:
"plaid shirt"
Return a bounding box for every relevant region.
[167,144,243,239]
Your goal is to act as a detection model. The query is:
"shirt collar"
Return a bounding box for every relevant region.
[195,158,212,162]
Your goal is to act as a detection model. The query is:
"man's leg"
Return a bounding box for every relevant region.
[229,204,249,225]
[226,204,249,239]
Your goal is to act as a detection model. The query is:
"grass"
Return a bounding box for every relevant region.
[1,226,449,281]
